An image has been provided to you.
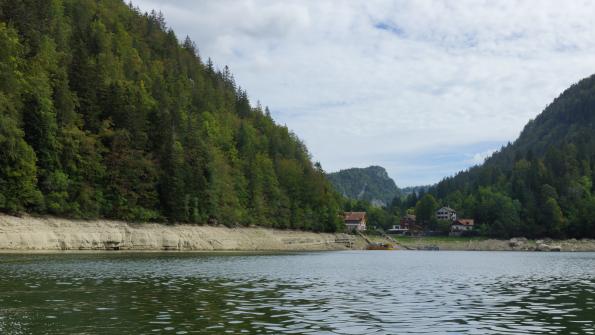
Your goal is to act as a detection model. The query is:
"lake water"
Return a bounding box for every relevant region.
[1,251,594,334]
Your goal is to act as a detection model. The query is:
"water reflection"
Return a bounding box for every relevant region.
[0,251,594,334]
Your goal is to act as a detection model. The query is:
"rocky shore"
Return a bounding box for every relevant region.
[0,214,364,252]
[392,236,595,252]
[2,213,593,253]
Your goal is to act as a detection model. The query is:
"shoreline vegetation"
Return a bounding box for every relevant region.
[1,213,595,252]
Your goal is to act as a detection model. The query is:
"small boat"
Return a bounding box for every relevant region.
[366,242,396,250]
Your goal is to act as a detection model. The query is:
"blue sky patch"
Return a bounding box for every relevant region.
[374,21,406,37]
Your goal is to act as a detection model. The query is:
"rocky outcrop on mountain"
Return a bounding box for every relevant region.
[328,166,399,206]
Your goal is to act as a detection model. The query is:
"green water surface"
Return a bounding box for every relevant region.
[1,251,594,334]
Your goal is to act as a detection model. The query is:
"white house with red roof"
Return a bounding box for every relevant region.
[343,212,367,231]
[450,219,474,236]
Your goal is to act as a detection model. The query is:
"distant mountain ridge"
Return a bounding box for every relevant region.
[327,166,399,207]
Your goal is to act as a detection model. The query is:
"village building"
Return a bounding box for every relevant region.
[387,224,409,235]
[436,207,457,221]
[450,219,474,236]
[388,214,422,235]
[343,212,367,231]
[399,214,416,229]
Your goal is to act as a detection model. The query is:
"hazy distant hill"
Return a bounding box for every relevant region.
[327,166,399,207]
[400,185,430,197]
[430,74,595,238]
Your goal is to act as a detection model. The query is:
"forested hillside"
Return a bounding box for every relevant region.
[0,0,343,231]
[429,75,595,238]
[328,166,399,207]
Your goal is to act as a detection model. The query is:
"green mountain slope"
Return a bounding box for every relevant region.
[430,74,595,238]
[0,0,342,231]
[328,166,399,207]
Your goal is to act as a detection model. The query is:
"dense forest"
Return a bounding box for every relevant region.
[327,166,399,207]
[424,75,595,238]
[0,0,344,231]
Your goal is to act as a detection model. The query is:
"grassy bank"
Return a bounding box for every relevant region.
[392,236,487,244]
[381,235,595,251]
[390,235,504,251]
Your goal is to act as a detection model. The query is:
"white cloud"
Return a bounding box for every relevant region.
[469,149,498,165]
[132,0,595,186]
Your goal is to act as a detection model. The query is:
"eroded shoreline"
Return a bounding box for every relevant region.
[0,214,364,252]
[2,214,594,252]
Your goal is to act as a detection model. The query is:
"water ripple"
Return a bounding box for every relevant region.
[1,251,595,334]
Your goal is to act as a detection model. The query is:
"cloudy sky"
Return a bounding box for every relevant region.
[133,0,595,187]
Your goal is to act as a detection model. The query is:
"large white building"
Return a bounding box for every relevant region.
[436,207,457,221]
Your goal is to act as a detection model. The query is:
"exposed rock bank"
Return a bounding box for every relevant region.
[0,214,363,251]
[392,236,595,252]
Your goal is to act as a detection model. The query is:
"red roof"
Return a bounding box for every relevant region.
[344,212,366,221]
[455,219,474,226]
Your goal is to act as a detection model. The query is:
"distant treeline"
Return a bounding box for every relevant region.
[0,0,343,231]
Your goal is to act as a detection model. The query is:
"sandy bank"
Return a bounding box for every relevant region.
[0,214,365,251]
